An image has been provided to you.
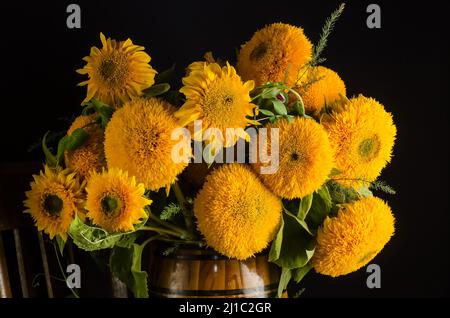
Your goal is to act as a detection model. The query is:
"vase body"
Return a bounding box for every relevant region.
[148,245,282,298]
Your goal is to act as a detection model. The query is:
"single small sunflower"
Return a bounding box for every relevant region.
[24,165,84,240]
[65,114,106,179]
[237,23,313,86]
[77,32,157,107]
[175,62,257,153]
[312,196,395,277]
[85,168,150,233]
[252,117,334,199]
[296,66,346,116]
[104,97,190,191]
[321,94,397,188]
[194,164,282,260]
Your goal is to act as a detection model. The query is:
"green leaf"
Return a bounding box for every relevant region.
[56,136,69,164]
[55,235,65,255]
[286,115,295,123]
[142,83,171,98]
[91,99,114,128]
[329,167,341,177]
[115,232,140,248]
[261,87,281,99]
[270,211,315,269]
[68,215,124,251]
[293,99,305,116]
[297,194,313,221]
[292,263,313,283]
[306,184,332,228]
[259,109,275,117]
[155,64,175,84]
[269,216,285,262]
[163,90,184,106]
[284,209,314,236]
[272,100,287,116]
[42,131,57,167]
[81,103,95,116]
[110,243,149,298]
[65,128,89,151]
[328,181,359,204]
[277,267,291,298]
[98,107,114,127]
[357,187,373,198]
[56,128,89,165]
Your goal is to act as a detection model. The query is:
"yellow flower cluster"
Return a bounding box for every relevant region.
[322,94,397,188]
[237,23,312,86]
[23,18,397,287]
[312,197,395,277]
[194,164,282,260]
[104,97,190,191]
[252,117,334,199]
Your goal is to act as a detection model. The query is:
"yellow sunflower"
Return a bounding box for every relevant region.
[85,168,150,233]
[104,97,190,191]
[24,165,84,240]
[194,164,282,260]
[322,94,397,188]
[77,32,157,107]
[175,62,257,152]
[252,117,334,199]
[296,66,346,116]
[237,23,313,86]
[65,114,106,179]
[312,196,395,277]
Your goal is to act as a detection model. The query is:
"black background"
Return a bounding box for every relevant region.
[1,0,449,297]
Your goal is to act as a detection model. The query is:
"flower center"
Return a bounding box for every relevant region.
[98,52,129,88]
[43,194,63,217]
[101,194,123,216]
[250,42,268,61]
[224,95,234,105]
[291,152,300,161]
[358,135,381,161]
[203,80,244,128]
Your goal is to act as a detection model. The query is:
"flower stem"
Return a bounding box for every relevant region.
[52,242,79,298]
[139,226,185,238]
[287,87,305,106]
[172,181,195,237]
[146,212,191,239]
[157,236,205,246]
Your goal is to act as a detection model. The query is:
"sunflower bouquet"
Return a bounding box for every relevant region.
[23,4,397,298]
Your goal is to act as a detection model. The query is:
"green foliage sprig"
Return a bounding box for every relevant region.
[159,202,182,221]
[370,180,396,195]
[311,3,345,67]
